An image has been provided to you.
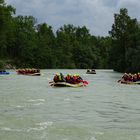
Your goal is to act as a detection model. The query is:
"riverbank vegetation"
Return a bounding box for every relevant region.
[0,0,140,72]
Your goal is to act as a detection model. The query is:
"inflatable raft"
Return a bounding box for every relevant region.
[17,72,41,76]
[50,82,85,87]
[118,80,140,85]
[0,71,10,75]
[86,69,96,74]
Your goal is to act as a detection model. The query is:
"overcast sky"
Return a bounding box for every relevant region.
[5,0,140,36]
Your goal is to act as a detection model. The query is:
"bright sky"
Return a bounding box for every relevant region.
[5,0,140,36]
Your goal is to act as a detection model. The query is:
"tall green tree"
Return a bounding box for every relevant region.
[109,8,140,72]
[0,0,15,58]
[36,23,56,68]
[56,24,77,68]
[13,15,37,67]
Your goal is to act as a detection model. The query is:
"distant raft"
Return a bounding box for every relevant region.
[16,68,41,76]
[0,71,10,75]
[86,69,96,74]
[118,73,140,85]
[50,82,86,87]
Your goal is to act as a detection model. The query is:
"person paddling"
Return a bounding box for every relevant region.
[53,73,59,83]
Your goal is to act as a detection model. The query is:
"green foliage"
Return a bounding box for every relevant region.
[0,0,15,58]
[0,60,4,69]
[109,8,140,72]
[0,1,139,71]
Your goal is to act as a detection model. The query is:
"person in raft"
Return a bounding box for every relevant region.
[53,73,83,84]
[65,74,73,84]
[53,73,65,83]
[65,74,83,84]
[72,74,83,84]
[120,73,140,82]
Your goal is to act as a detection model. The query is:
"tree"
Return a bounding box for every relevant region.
[13,16,37,67]
[56,24,77,68]
[109,8,140,72]
[0,0,15,58]
[36,23,56,68]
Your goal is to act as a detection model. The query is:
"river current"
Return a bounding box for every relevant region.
[0,69,140,140]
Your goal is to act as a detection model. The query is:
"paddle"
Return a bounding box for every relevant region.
[49,81,54,86]
[117,79,121,83]
[80,80,88,85]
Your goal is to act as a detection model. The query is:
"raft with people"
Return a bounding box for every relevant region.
[50,73,88,87]
[118,73,140,85]
[86,69,96,74]
[16,68,41,76]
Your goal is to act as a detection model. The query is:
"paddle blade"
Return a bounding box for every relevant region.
[81,80,88,85]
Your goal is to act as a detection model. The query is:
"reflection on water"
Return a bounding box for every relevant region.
[0,69,140,140]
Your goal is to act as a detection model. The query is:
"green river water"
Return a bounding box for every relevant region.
[0,69,140,140]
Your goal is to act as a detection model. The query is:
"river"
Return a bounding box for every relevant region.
[0,69,140,140]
